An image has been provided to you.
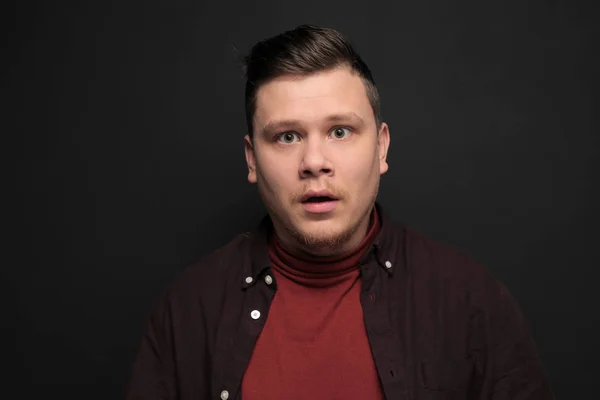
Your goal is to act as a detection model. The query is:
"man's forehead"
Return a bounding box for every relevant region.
[253,67,371,128]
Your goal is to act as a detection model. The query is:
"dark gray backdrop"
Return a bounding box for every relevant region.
[7,0,598,398]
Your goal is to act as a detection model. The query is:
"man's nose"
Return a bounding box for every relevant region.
[298,139,334,178]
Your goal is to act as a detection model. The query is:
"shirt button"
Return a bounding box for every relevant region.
[250,310,261,320]
[220,390,229,400]
[245,276,253,284]
[264,275,273,285]
[385,261,392,269]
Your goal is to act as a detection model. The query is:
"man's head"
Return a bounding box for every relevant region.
[243,25,390,257]
[244,25,382,139]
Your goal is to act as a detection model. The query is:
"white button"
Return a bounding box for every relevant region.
[250,310,261,320]
[220,390,229,400]
[385,261,392,269]
[245,276,253,284]
[264,275,273,285]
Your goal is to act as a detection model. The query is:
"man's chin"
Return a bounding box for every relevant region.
[289,226,353,253]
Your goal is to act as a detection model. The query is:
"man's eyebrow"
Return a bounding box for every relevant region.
[325,112,365,125]
[260,112,365,136]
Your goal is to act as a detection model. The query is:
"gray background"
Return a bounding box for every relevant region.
[7,0,598,398]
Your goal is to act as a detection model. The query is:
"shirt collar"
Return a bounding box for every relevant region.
[242,202,403,288]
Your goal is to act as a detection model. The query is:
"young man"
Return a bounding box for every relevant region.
[126,25,553,399]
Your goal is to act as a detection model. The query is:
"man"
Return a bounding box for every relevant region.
[125,25,553,399]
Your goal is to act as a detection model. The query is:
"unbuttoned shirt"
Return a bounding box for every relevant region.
[125,204,553,400]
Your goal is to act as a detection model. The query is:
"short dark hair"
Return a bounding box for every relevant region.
[243,24,381,138]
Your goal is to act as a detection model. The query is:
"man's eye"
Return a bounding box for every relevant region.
[330,127,351,139]
[277,132,300,144]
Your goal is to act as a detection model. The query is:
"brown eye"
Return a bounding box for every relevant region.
[330,127,351,139]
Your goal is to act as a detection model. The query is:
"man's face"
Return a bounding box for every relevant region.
[245,66,390,257]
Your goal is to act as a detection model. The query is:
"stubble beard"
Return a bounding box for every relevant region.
[264,187,379,257]
[256,165,380,256]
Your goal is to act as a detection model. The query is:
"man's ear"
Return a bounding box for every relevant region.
[244,135,257,183]
[377,122,390,175]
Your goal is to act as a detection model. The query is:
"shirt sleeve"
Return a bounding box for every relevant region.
[483,283,554,400]
[124,293,177,400]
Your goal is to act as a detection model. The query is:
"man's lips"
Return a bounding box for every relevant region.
[300,190,339,203]
[301,198,338,213]
[299,190,340,214]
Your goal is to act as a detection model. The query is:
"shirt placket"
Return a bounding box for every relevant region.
[217,269,276,400]
[360,258,409,400]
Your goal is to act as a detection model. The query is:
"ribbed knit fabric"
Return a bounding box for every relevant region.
[241,207,385,400]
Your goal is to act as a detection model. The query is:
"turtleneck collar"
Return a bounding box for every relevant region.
[268,206,381,286]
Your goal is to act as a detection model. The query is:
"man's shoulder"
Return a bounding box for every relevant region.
[163,231,253,299]
[390,223,514,315]
[398,224,499,290]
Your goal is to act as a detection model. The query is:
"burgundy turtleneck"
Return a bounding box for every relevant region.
[241,206,385,400]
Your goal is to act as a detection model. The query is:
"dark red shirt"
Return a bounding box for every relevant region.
[241,207,384,399]
[125,203,553,399]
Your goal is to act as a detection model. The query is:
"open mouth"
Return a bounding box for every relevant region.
[300,196,339,213]
[302,196,336,203]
